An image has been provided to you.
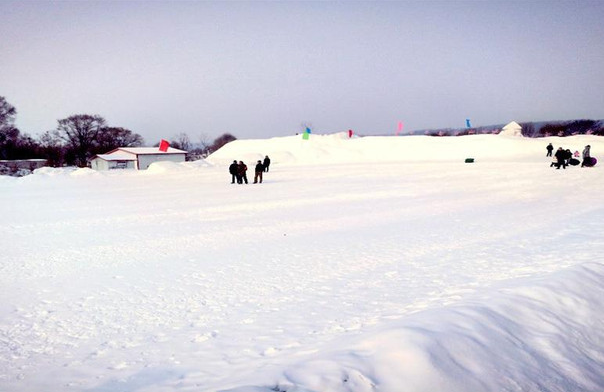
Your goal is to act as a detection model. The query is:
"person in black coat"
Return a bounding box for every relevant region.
[254,160,264,183]
[263,155,271,172]
[228,160,238,184]
[564,149,572,166]
[238,161,248,184]
[553,147,566,169]
[546,143,554,157]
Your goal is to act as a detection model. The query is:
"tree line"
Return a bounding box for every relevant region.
[0,96,236,167]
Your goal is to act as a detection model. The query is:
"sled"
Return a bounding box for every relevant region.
[569,158,580,166]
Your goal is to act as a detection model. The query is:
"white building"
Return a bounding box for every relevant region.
[500,121,523,137]
[90,147,187,170]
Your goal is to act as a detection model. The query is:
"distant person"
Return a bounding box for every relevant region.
[553,147,566,169]
[546,143,554,157]
[581,145,592,167]
[253,160,264,183]
[238,161,248,184]
[263,155,271,172]
[229,160,238,184]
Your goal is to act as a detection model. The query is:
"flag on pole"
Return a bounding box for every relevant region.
[159,139,170,152]
[466,119,472,129]
[396,121,404,136]
[302,126,311,140]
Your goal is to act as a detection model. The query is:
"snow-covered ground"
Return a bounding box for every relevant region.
[1,133,604,392]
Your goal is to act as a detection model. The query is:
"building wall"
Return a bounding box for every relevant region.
[109,160,136,170]
[91,159,135,170]
[91,158,109,171]
[138,154,185,170]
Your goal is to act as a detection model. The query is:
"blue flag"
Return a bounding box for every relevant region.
[466,119,472,128]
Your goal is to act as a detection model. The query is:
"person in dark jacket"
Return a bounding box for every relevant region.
[581,145,592,167]
[546,143,554,157]
[254,160,264,183]
[564,149,572,166]
[238,161,248,184]
[553,147,566,169]
[229,160,238,184]
[263,155,271,172]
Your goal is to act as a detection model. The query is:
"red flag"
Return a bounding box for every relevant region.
[159,139,169,152]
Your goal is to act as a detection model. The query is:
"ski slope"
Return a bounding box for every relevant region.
[1,133,604,392]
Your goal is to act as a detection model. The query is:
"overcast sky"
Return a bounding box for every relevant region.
[2,0,603,144]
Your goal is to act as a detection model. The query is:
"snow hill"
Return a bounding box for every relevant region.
[1,133,604,392]
[206,131,603,166]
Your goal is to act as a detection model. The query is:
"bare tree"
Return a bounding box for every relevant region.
[95,127,144,153]
[37,131,65,166]
[209,133,237,154]
[56,114,106,166]
[0,97,23,159]
[170,132,191,151]
[198,133,211,153]
[0,96,17,130]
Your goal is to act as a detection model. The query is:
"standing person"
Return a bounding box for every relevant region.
[238,161,248,184]
[253,160,264,183]
[263,155,271,172]
[554,147,566,169]
[546,143,554,157]
[229,160,238,184]
[581,145,591,167]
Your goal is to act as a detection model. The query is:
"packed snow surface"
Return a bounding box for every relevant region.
[2,133,604,392]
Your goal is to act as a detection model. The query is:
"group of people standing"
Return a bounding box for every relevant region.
[229,155,271,184]
[547,143,593,169]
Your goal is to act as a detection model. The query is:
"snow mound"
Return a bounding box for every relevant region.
[70,167,99,177]
[182,159,213,169]
[207,133,604,167]
[32,166,77,176]
[228,263,604,392]
[146,161,192,173]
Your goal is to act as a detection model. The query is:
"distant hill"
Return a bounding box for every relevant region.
[405,119,604,137]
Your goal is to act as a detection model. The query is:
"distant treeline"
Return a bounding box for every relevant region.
[0,96,236,167]
[409,119,604,137]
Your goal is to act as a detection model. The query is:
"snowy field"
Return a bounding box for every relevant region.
[2,133,604,392]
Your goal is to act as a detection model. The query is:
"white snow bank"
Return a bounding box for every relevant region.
[70,167,100,177]
[206,133,604,167]
[32,166,78,176]
[145,159,214,174]
[227,263,604,392]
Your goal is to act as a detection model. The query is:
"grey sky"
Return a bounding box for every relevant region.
[2,1,603,144]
